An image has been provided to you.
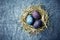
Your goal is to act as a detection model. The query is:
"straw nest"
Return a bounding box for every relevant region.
[21,5,49,34]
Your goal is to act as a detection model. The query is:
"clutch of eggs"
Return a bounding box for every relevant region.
[21,5,48,34]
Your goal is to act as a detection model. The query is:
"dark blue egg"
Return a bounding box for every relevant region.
[33,20,42,29]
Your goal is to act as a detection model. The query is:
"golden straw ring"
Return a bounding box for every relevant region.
[21,5,49,34]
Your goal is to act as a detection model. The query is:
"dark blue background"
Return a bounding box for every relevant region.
[0,0,60,40]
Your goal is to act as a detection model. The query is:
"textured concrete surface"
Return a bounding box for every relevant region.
[0,0,60,40]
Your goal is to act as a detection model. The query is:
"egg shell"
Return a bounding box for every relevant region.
[32,11,41,19]
[26,15,34,25]
[33,20,42,29]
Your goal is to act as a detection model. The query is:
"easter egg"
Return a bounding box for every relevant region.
[26,15,34,25]
[33,20,43,29]
[32,11,41,19]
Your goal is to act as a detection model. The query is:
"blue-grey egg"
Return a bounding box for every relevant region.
[26,15,34,25]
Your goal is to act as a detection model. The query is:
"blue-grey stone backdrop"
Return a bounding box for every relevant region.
[0,0,60,40]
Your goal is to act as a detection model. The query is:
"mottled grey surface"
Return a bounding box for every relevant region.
[0,0,60,40]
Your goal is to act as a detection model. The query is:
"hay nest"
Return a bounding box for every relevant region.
[21,5,49,34]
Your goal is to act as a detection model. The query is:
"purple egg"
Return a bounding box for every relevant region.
[32,11,41,19]
[33,20,42,29]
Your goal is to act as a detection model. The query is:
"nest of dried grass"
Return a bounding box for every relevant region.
[21,5,49,34]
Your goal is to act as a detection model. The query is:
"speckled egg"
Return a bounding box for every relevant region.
[32,11,41,19]
[33,20,42,29]
[26,15,34,25]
